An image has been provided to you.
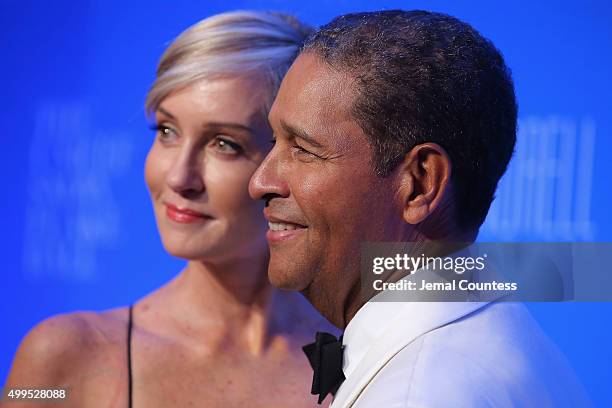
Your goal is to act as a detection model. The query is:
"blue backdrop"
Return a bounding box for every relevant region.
[1,0,611,405]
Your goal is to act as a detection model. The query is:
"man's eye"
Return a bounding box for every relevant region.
[211,137,242,155]
[292,144,319,160]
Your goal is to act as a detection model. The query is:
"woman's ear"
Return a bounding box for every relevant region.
[395,143,452,225]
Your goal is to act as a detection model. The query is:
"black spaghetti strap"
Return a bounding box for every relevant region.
[127,305,134,408]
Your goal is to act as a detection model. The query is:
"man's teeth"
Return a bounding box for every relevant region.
[268,222,301,231]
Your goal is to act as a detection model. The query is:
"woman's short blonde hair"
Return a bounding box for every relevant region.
[145,10,313,117]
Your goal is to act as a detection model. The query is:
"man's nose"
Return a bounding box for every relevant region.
[166,146,205,198]
[249,147,289,201]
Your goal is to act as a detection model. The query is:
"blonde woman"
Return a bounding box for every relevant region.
[5,11,335,407]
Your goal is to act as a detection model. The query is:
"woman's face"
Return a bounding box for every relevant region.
[145,77,272,263]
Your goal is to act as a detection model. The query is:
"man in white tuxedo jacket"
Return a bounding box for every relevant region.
[334,296,589,407]
[249,9,590,407]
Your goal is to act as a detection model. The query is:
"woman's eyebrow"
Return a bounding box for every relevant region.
[157,106,176,119]
[203,122,255,134]
[156,107,255,135]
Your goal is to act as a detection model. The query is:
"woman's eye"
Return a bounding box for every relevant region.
[150,124,177,143]
[211,137,242,155]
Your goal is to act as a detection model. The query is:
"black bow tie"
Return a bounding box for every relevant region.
[302,331,346,404]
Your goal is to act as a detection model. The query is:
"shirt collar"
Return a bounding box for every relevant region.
[342,296,409,378]
[341,276,494,379]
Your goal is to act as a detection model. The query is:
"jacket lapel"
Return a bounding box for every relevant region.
[331,301,491,408]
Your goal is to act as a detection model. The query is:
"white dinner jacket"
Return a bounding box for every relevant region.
[331,299,591,408]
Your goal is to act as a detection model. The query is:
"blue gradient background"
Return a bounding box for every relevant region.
[1,0,610,405]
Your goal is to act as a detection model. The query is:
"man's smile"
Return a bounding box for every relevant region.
[264,208,308,244]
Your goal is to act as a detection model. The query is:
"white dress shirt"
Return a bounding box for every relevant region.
[332,296,591,407]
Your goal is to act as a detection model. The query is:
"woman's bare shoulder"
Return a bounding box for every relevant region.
[4,307,130,388]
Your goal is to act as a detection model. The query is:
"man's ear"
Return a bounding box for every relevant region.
[396,143,452,225]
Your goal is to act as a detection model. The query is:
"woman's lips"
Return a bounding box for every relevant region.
[165,204,211,224]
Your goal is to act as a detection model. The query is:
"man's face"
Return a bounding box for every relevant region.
[249,53,404,325]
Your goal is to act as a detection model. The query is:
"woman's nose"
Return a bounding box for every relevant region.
[166,147,205,198]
